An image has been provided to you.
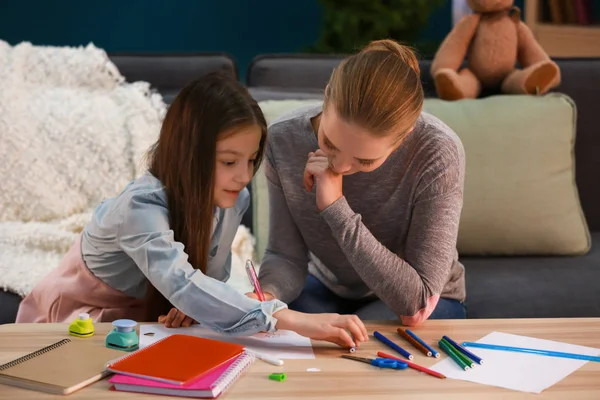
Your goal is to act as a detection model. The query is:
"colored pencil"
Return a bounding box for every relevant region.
[373,331,413,360]
[439,340,470,371]
[404,328,440,358]
[396,329,431,356]
[441,338,475,368]
[377,351,446,379]
[442,335,483,365]
[462,342,600,363]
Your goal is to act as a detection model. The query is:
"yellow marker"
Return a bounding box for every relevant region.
[68,313,94,338]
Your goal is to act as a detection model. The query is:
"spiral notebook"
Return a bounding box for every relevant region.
[0,338,125,395]
[109,351,255,398]
[106,334,246,386]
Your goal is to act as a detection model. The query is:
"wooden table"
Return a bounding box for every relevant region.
[1,319,599,399]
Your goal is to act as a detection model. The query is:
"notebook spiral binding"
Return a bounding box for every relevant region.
[210,351,256,394]
[0,338,71,371]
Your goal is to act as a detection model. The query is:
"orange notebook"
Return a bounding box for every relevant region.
[106,334,245,386]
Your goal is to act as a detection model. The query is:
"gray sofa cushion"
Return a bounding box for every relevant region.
[249,87,324,102]
[247,54,341,89]
[109,52,238,104]
[463,232,600,319]
[246,54,439,99]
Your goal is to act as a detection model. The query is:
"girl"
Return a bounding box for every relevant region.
[254,39,467,325]
[16,73,367,348]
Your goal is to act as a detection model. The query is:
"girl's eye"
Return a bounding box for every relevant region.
[359,160,375,167]
[222,161,236,166]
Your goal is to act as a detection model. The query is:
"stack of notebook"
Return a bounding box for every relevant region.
[106,334,254,398]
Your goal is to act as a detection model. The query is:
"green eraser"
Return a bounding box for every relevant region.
[268,373,286,381]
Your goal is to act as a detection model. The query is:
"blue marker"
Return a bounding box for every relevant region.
[373,331,413,360]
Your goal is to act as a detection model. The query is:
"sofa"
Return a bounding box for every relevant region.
[1,51,598,324]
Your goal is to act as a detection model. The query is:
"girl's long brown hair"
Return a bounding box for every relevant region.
[144,72,267,319]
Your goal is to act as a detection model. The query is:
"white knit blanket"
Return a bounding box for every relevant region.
[0,41,254,297]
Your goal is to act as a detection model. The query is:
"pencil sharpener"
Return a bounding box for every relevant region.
[69,312,94,338]
[105,319,139,352]
[269,373,286,382]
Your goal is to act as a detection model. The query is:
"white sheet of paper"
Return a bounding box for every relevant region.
[430,331,600,394]
[139,324,315,360]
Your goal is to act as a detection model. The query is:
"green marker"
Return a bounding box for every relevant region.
[439,340,470,371]
[441,337,475,368]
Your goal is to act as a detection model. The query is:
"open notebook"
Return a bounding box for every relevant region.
[0,338,125,395]
[109,351,255,398]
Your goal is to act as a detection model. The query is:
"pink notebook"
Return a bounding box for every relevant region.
[108,351,254,398]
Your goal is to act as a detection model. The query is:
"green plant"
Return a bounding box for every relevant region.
[308,0,445,55]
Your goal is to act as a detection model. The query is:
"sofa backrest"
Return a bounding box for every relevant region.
[109,52,238,104]
[247,54,600,231]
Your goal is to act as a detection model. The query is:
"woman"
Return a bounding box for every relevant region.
[16,73,367,349]
[254,39,467,325]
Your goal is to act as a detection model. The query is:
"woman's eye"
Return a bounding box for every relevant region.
[222,161,236,166]
[359,160,375,167]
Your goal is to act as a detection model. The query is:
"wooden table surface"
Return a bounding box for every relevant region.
[1,318,599,399]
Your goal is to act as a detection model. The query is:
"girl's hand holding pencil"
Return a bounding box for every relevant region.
[245,291,274,301]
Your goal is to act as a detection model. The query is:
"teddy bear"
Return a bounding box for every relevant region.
[431,0,561,100]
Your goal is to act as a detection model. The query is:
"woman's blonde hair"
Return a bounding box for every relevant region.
[324,39,424,140]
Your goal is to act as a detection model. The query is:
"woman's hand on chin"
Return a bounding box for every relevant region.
[304,149,343,211]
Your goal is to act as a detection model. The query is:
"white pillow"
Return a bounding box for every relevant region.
[0,41,165,223]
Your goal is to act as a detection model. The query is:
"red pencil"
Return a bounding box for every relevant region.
[377,351,446,380]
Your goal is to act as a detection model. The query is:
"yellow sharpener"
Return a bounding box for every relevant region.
[68,312,95,338]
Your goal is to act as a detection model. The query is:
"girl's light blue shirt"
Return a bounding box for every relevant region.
[80,172,287,335]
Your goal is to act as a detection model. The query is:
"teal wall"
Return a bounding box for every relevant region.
[0,0,525,80]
